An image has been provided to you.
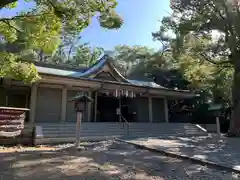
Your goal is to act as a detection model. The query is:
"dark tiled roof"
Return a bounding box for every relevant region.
[34,55,190,92]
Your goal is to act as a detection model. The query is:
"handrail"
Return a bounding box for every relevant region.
[121,114,130,126]
[120,114,130,136]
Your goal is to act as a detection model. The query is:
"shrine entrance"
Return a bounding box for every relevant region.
[97,94,119,122]
[95,90,137,123]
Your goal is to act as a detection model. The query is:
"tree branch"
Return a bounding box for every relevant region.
[2,20,24,34]
[208,2,225,21]
[199,53,233,67]
[0,13,51,22]
[212,36,223,55]
[0,15,30,22]
[0,0,17,8]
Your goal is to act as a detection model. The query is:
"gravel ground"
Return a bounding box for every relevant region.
[0,140,239,180]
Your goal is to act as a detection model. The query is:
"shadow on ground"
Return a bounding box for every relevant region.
[124,134,240,171]
[0,140,237,180]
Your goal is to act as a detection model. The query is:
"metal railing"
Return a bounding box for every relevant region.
[120,115,130,136]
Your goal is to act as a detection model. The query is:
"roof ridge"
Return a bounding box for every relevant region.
[33,61,86,72]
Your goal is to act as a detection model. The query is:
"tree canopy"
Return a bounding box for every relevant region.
[0,0,123,83]
[50,43,104,68]
[154,0,240,135]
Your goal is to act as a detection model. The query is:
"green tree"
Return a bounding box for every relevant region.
[66,44,104,67]
[112,45,157,76]
[155,0,239,134]
[176,34,232,102]
[49,42,104,68]
[111,45,188,89]
[0,0,123,83]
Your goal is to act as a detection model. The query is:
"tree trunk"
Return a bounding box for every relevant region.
[228,57,240,136]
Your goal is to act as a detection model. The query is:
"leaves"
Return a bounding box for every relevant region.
[70,45,104,67]
[153,11,234,103]
[111,45,156,76]
[0,52,40,84]
[0,21,18,42]
[99,11,123,29]
[4,1,17,9]
[50,43,104,67]
[0,0,123,83]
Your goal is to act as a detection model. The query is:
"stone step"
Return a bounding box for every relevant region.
[43,132,125,138]
[35,136,122,144]
[42,130,124,135]
[36,123,123,127]
[42,127,123,132]
[35,123,207,145]
[42,131,204,138]
[41,128,204,136]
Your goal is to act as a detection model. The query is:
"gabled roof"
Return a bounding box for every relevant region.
[35,55,188,92]
[79,54,129,82]
[34,61,86,77]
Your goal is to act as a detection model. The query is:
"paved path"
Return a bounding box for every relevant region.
[0,140,238,180]
[119,134,240,173]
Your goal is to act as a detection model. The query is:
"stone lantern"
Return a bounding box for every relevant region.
[69,92,93,148]
[208,104,222,135]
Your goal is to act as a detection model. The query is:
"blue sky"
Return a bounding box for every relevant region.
[0,0,171,50]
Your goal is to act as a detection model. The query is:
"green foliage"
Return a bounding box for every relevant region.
[112,45,157,76]
[0,0,123,83]
[49,43,104,68]
[153,1,236,103]
[0,52,40,83]
[67,45,104,67]
[4,1,18,8]
[18,14,62,53]
[167,0,240,64]
[0,21,18,42]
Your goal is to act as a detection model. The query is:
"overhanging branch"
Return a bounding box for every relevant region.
[0,0,17,8]
[2,20,24,34]
[199,53,233,67]
[0,15,31,22]
[0,13,51,22]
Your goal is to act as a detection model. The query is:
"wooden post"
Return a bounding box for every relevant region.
[118,97,121,122]
[94,92,98,122]
[29,84,37,123]
[87,92,92,122]
[5,95,8,106]
[164,98,169,123]
[76,111,82,147]
[216,116,221,136]
[148,96,153,123]
[61,87,67,122]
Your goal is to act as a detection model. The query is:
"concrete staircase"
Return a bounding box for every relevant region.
[127,123,208,138]
[35,122,125,144]
[35,122,208,145]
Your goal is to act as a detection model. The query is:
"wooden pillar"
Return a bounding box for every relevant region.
[94,92,98,122]
[87,92,92,122]
[76,111,82,147]
[118,97,121,122]
[164,97,169,123]
[148,96,153,122]
[5,94,8,106]
[60,87,67,122]
[29,84,38,123]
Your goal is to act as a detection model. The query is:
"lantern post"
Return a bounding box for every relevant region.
[208,104,222,136]
[69,92,93,148]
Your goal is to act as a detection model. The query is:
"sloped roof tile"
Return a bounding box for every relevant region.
[35,54,189,92]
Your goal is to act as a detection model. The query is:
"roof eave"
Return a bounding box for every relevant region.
[38,72,196,98]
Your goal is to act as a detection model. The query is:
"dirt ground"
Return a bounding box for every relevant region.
[0,140,239,180]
